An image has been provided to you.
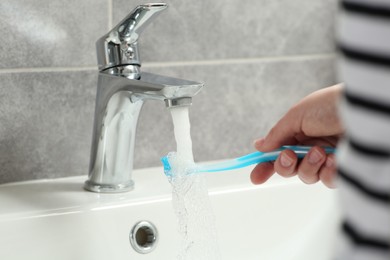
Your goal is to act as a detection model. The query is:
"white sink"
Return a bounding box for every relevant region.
[0,166,340,260]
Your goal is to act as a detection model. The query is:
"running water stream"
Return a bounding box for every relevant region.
[167,106,221,260]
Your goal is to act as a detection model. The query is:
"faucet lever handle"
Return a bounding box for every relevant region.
[96,3,168,71]
[114,3,168,44]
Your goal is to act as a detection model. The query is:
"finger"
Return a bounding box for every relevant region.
[274,150,298,178]
[294,135,337,147]
[250,162,275,185]
[255,108,302,152]
[254,135,297,152]
[319,154,337,188]
[297,146,327,184]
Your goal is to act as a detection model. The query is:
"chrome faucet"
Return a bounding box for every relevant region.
[84,3,203,193]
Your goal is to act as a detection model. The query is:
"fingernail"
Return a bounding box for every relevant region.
[254,138,265,148]
[326,156,334,168]
[308,149,322,164]
[280,153,293,168]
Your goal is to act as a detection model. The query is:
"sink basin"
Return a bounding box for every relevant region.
[0,165,340,260]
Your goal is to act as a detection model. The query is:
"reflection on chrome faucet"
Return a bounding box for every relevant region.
[84,3,203,193]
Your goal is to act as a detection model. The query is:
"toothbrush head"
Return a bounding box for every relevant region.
[161,154,199,178]
[161,156,173,177]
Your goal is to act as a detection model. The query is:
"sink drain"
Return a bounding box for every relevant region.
[129,221,158,254]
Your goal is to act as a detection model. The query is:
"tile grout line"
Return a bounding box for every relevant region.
[0,66,98,74]
[0,53,335,74]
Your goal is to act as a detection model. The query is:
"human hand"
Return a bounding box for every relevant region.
[250,84,344,188]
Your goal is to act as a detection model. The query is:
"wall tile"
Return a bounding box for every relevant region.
[0,0,108,69]
[113,0,338,62]
[0,71,97,183]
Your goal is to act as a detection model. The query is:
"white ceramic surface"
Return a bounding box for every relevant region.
[0,166,340,260]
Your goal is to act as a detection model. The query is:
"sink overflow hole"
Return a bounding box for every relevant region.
[130,221,158,254]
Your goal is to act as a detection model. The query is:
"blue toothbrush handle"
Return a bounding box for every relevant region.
[200,145,336,173]
[236,145,335,165]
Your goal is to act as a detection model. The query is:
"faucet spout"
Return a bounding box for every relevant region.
[84,71,203,193]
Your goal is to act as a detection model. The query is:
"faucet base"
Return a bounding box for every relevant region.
[84,180,134,193]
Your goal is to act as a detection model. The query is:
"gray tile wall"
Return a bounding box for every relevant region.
[0,0,338,184]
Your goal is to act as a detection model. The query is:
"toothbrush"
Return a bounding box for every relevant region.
[161,146,336,177]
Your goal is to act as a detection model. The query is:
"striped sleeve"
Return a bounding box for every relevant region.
[336,0,390,259]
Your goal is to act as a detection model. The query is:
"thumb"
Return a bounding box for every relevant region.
[254,110,301,152]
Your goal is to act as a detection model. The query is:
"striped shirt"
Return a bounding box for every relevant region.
[336,0,390,259]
